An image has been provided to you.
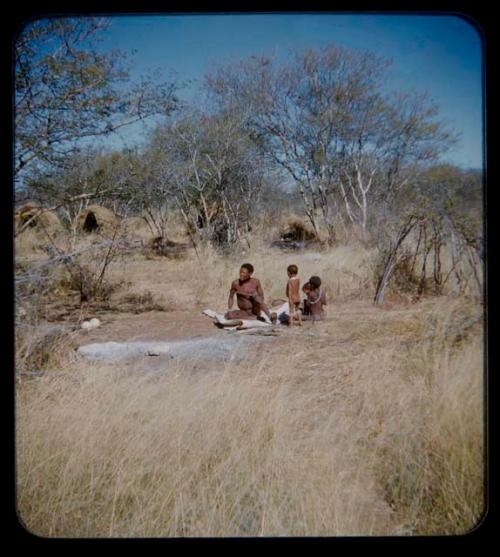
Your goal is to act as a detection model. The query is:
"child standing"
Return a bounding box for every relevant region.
[285,264,302,326]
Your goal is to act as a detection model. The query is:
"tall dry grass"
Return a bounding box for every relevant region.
[357,303,484,535]
[106,226,480,314]
[16,211,481,311]
[402,305,483,534]
[16,297,484,537]
[19,237,480,312]
[105,241,377,312]
[15,219,485,537]
[15,353,393,537]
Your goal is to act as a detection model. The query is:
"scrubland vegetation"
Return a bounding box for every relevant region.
[14,17,485,537]
[15,222,485,537]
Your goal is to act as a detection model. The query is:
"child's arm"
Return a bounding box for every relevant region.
[256,280,265,301]
[228,282,236,309]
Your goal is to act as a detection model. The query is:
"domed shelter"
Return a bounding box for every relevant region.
[271,220,317,250]
[77,205,118,234]
[15,202,63,234]
[280,221,316,243]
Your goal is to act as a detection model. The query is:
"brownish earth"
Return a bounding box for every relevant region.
[76,307,216,345]
[75,298,424,353]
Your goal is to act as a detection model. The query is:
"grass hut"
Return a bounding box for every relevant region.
[15,202,63,235]
[280,220,317,242]
[77,205,118,234]
[271,220,317,250]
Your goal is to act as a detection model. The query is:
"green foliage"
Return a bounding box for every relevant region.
[15,17,179,179]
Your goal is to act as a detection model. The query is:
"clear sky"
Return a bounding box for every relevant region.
[93,13,483,170]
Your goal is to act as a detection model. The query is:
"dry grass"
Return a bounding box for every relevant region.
[360,305,484,535]
[15,324,80,377]
[16,350,394,537]
[15,229,485,537]
[116,291,169,313]
[16,300,484,537]
[15,227,58,256]
[105,241,377,311]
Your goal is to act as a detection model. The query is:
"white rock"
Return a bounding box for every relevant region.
[81,318,101,330]
[77,337,254,361]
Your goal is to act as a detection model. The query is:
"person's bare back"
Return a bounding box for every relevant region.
[286,276,301,305]
[285,264,302,326]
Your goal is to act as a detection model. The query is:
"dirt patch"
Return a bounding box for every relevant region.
[72,300,427,376]
[76,309,215,345]
[76,308,281,372]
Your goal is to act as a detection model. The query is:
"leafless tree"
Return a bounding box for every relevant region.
[19,146,137,249]
[206,44,457,242]
[142,109,267,249]
[373,180,483,304]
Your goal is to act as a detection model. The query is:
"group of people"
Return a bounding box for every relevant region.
[225,263,327,325]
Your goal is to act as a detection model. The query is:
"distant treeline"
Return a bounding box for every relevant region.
[15,18,482,250]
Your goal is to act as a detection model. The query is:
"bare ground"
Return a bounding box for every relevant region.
[77,308,216,344]
[73,297,429,376]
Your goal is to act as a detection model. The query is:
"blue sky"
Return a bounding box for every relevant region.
[95,13,483,169]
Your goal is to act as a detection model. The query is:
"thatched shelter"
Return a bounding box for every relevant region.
[279,221,316,243]
[77,205,118,234]
[271,220,317,250]
[15,202,63,234]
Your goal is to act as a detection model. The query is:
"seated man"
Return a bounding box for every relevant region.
[225,263,276,323]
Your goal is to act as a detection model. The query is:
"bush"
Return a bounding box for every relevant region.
[117,291,167,313]
[61,263,123,303]
[16,324,77,377]
[145,237,189,259]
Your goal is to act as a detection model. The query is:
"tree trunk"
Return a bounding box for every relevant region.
[374,216,417,304]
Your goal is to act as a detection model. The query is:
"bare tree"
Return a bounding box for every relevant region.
[206,44,457,242]
[19,146,137,248]
[142,109,267,249]
[373,166,483,304]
